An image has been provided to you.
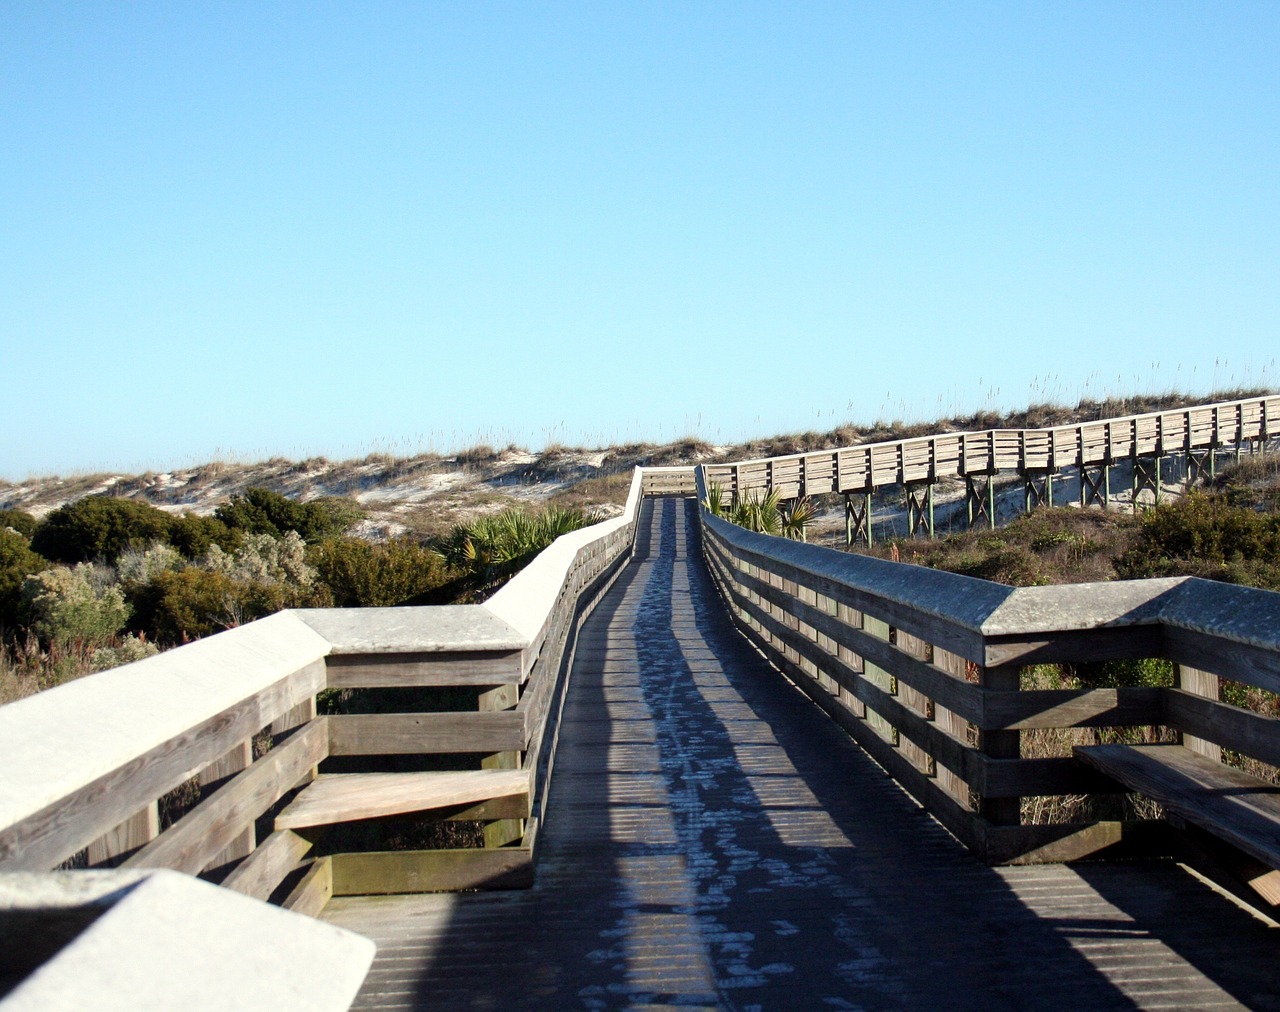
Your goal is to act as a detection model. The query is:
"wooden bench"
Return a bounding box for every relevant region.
[1074,743,1280,904]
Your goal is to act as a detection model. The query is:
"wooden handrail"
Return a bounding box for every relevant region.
[693,465,1280,872]
[703,393,1278,499]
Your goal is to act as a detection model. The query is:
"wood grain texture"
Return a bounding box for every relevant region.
[275,770,531,829]
[1075,743,1280,870]
[221,828,314,901]
[122,718,329,874]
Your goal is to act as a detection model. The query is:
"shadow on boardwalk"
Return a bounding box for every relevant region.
[326,498,1280,1010]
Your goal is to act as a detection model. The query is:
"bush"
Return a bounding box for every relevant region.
[143,568,241,642]
[168,513,240,559]
[0,509,38,538]
[22,564,130,647]
[312,536,452,607]
[90,633,160,672]
[215,488,362,544]
[1116,491,1280,589]
[32,497,174,564]
[0,529,46,630]
[204,531,317,589]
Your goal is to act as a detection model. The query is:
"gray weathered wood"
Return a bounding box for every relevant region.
[1075,743,1280,872]
[122,719,329,875]
[326,711,525,756]
[275,770,531,830]
[282,856,333,918]
[221,828,314,901]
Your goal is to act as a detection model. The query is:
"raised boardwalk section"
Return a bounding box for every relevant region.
[323,499,1280,1009]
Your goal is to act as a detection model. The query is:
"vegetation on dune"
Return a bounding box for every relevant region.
[0,486,599,704]
[703,483,817,541]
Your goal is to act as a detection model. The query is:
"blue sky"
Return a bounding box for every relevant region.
[2,3,1277,478]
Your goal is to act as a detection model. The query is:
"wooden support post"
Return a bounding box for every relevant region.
[478,683,524,849]
[1080,463,1111,508]
[844,492,872,547]
[1020,469,1054,513]
[1133,456,1162,511]
[861,616,897,745]
[965,474,995,530]
[198,739,256,869]
[932,648,974,811]
[979,663,1020,829]
[895,631,935,777]
[905,483,933,539]
[87,801,160,867]
[1175,665,1222,763]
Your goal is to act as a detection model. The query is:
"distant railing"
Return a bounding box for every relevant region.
[695,465,1280,907]
[0,469,651,1005]
[703,393,1278,502]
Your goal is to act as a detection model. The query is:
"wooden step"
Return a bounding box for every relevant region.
[275,770,531,831]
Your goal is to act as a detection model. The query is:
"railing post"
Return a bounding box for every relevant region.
[978,662,1020,828]
[1175,665,1222,763]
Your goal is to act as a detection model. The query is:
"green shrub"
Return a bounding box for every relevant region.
[168,513,240,559]
[22,564,130,647]
[0,529,47,631]
[32,497,174,564]
[1116,491,1280,589]
[0,509,38,538]
[143,568,241,642]
[312,536,451,607]
[436,506,597,585]
[215,488,362,544]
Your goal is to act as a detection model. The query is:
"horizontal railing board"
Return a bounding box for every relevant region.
[326,712,526,756]
[0,658,325,872]
[221,829,314,902]
[323,650,525,688]
[1162,689,1280,770]
[707,542,983,723]
[122,719,329,875]
[0,612,329,851]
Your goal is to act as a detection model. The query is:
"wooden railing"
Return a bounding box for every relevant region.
[695,465,1280,906]
[703,393,1278,500]
[0,469,649,1006]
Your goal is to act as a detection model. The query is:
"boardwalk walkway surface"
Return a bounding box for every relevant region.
[324,499,1280,1010]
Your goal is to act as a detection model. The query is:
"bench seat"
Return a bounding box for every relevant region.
[275,770,531,831]
[1074,743,1280,900]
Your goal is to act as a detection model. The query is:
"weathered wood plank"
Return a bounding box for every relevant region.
[327,711,525,756]
[122,719,329,874]
[221,828,314,901]
[0,660,324,872]
[275,770,531,830]
[330,846,534,894]
[282,856,333,918]
[325,650,524,688]
[1075,744,1280,871]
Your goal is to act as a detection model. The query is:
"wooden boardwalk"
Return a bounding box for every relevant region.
[323,498,1280,1010]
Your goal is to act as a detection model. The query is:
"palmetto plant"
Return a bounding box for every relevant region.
[702,483,815,542]
[438,505,598,584]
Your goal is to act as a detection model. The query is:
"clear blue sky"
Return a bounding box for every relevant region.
[2,3,1277,478]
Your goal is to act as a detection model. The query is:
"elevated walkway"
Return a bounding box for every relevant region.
[323,499,1280,1009]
